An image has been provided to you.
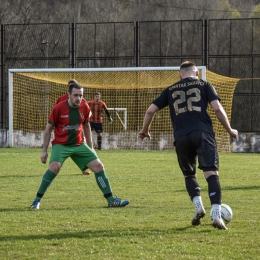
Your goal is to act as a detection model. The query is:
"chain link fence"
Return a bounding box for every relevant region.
[1,19,260,147]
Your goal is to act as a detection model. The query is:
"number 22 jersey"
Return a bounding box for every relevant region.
[152,77,220,141]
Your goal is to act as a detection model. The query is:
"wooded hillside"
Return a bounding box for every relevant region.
[1,0,260,24]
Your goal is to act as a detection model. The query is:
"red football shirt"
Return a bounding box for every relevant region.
[49,100,91,146]
[88,100,108,123]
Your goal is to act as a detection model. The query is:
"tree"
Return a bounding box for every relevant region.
[250,4,260,18]
[0,0,36,24]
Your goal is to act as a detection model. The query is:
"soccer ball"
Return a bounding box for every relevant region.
[210,204,233,224]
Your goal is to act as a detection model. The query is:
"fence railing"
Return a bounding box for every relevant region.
[1,19,260,132]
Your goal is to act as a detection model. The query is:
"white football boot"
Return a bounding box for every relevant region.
[191,196,206,226]
[211,206,228,230]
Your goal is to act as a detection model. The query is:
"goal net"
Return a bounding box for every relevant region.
[8,67,239,151]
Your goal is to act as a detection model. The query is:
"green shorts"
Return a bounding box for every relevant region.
[50,143,98,171]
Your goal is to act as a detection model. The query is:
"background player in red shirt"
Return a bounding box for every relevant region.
[30,82,129,209]
[54,79,91,175]
[88,92,113,150]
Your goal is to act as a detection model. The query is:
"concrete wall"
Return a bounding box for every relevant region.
[2,129,260,153]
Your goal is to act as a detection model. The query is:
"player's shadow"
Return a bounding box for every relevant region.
[221,185,260,191]
[0,226,208,242]
[175,185,260,192]
[0,175,38,178]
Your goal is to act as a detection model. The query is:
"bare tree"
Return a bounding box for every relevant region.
[0,0,36,24]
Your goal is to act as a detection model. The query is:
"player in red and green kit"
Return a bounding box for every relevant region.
[30,82,130,209]
[54,79,91,175]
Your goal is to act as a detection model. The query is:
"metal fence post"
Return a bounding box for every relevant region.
[71,23,75,68]
[203,19,208,67]
[134,21,139,67]
[1,24,4,129]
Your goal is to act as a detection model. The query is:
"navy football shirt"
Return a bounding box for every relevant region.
[152,77,220,141]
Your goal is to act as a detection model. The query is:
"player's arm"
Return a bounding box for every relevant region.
[139,103,159,140]
[41,123,54,164]
[104,102,112,123]
[83,122,93,149]
[105,109,113,123]
[210,99,238,138]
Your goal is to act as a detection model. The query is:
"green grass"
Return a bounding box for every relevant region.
[0,148,260,259]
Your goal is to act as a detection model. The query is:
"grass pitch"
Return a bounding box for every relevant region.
[0,148,259,259]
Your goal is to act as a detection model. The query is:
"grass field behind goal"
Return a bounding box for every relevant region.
[0,148,259,260]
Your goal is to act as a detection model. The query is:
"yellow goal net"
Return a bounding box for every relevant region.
[8,67,239,151]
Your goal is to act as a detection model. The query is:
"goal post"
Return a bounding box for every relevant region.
[8,70,14,148]
[107,108,127,131]
[8,66,239,151]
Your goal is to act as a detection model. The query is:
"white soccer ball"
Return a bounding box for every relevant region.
[210,204,233,224]
[220,204,233,223]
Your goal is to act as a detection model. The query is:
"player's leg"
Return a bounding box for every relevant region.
[175,132,206,225]
[204,171,227,230]
[90,122,101,150]
[88,159,129,207]
[30,144,70,210]
[70,157,91,175]
[73,143,129,207]
[198,132,227,230]
[95,123,103,150]
[97,133,102,150]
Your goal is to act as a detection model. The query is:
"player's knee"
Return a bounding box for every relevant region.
[95,161,104,171]
[49,162,61,174]
[88,159,104,172]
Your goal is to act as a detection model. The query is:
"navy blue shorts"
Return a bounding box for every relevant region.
[90,122,103,133]
[174,131,219,176]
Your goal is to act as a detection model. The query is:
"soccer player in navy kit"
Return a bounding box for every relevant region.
[31,82,129,209]
[139,61,238,230]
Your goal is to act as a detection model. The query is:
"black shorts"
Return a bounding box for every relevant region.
[90,122,103,133]
[174,131,219,176]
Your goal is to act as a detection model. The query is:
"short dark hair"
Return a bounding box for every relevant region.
[95,92,101,96]
[68,82,83,94]
[180,61,196,70]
